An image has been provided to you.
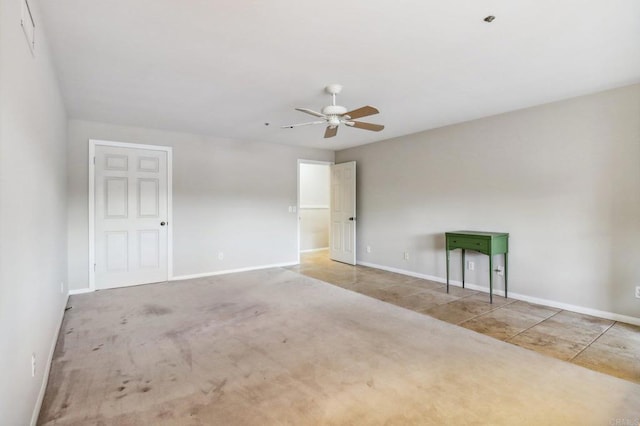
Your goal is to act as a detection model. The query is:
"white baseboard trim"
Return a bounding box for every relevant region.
[171,261,299,281]
[357,261,640,327]
[31,294,69,426]
[68,288,94,295]
[300,247,329,253]
[68,262,301,293]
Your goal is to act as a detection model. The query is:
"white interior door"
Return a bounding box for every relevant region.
[94,145,168,289]
[330,161,356,265]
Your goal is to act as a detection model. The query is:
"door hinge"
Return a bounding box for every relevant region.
[93,157,96,164]
[94,263,96,271]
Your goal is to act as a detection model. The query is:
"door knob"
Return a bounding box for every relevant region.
[160,221,166,226]
[349,217,355,221]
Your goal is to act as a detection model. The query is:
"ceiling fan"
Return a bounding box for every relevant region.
[282,84,384,138]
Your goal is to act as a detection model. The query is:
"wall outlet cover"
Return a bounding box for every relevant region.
[635,286,640,299]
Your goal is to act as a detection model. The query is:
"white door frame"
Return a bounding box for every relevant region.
[297,159,334,264]
[88,139,173,291]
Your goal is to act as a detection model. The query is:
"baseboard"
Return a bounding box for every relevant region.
[69,288,94,295]
[68,262,301,292]
[357,261,640,327]
[171,261,299,281]
[300,247,329,253]
[358,261,440,282]
[30,293,69,426]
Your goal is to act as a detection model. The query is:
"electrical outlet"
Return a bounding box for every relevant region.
[288,206,292,213]
[366,246,371,253]
[218,252,224,261]
[496,266,504,276]
[467,261,474,271]
[635,286,640,299]
[31,353,36,377]
[403,251,409,261]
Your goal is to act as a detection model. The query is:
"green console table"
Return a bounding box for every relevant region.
[445,231,509,303]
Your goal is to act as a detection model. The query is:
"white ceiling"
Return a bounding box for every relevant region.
[38,0,640,150]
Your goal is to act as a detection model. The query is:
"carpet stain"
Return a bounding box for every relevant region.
[157,410,174,419]
[166,330,193,369]
[44,369,78,422]
[142,304,173,316]
[207,302,237,312]
[127,342,137,366]
[202,378,227,399]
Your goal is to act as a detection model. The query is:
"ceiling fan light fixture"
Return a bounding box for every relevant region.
[328,116,341,126]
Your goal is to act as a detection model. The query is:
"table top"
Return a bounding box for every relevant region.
[446,231,509,238]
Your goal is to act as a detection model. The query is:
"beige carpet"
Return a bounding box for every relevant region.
[40,269,640,425]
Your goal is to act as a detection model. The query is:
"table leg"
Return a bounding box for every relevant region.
[489,254,493,304]
[504,252,508,299]
[446,249,450,293]
[461,249,466,289]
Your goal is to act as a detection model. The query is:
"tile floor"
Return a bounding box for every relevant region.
[287,250,640,384]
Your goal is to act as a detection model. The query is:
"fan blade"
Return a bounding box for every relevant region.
[324,126,338,138]
[295,108,326,118]
[281,120,326,128]
[346,121,384,132]
[344,105,379,120]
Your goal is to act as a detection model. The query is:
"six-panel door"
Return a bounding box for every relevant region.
[330,161,356,265]
[94,146,168,289]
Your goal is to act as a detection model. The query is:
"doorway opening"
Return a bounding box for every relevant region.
[297,160,332,262]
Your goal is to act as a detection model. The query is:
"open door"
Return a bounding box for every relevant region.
[330,161,356,265]
[92,142,171,289]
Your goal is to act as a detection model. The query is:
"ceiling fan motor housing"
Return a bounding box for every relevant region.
[322,105,347,115]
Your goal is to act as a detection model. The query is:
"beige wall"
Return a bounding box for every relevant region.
[0,0,69,423]
[336,84,640,319]
[300,209,329,251]
[67,120,334,290]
